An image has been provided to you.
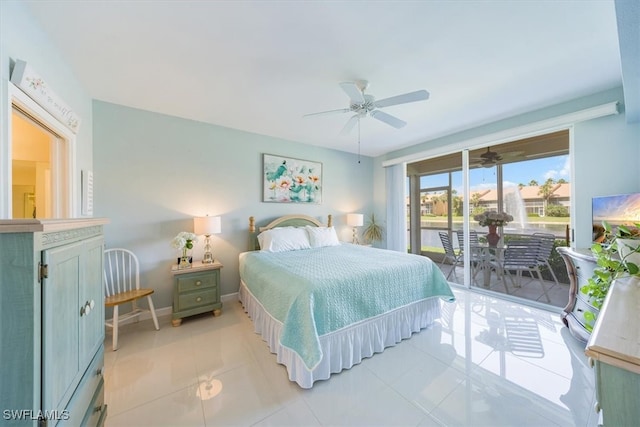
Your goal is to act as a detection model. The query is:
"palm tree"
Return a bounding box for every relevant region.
[538,178,556,216]
[470,192,483,214]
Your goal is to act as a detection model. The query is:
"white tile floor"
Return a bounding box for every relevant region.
[104,288,597,427]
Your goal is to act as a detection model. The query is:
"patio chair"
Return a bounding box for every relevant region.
[439,231,463,279]
[456,230,481,279]
[498,238,551,303]
[456,229,479,250]
[533,232,560,286]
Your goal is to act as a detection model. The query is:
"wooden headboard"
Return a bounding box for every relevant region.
[248,214,333,250]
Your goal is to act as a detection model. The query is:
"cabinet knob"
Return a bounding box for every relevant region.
[594,401,601,413]
[195,280,202,286]
[196,297,202,302]
[80,302,92,316]
[97,366,105,377]
[80,301,93,316]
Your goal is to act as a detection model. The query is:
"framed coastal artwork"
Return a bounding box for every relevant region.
[263,154,322,203]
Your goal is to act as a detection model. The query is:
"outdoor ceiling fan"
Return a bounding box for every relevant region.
[472,147,525,168]
[303,80,430,135]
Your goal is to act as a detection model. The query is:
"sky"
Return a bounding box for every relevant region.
[418,154,571,193]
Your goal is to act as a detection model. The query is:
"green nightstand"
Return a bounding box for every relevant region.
[170,260,223,326]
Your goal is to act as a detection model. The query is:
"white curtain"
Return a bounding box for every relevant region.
[385,163,407,252]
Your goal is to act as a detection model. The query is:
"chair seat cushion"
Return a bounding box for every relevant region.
[105,288,155,307]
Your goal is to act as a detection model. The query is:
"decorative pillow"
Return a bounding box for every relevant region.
[258,227,311,252]
[306,226,341,248]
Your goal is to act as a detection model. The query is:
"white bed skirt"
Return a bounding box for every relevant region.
[239,280,442,389]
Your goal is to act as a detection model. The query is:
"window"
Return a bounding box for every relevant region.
[11,108,60,218]
[2,84,75,219]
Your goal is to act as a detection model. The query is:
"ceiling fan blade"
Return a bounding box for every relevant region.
[303,108,351,118]
[374,90,429,108]
[370,110,406,128]
[340,115,359,136]
[339,82,365,104]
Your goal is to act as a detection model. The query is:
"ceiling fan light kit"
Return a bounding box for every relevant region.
[304,80,430,135]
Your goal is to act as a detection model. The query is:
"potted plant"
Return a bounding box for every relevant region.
[171,231,198,269]
[582,221,640,320]
[363,213,384,245]
[473,211,513,247]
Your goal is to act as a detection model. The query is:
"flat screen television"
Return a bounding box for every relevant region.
[592,192,640,242]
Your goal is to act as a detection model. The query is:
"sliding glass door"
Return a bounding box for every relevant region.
[407,130,571,307]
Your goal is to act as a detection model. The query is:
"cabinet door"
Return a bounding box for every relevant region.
[42,240,84,414]
[79,236,104,366]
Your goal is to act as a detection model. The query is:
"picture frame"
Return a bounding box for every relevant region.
[263,154,322,204]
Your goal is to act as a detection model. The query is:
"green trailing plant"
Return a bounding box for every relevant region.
[582,221,640,320]
[363,213,384,244]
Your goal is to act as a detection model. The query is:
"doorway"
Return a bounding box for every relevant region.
[10,105,68,219]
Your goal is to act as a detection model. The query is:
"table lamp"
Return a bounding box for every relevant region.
[347,213,364,245]
[194,215,221,264]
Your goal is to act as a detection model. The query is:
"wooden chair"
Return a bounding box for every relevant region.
[104,248,160,351]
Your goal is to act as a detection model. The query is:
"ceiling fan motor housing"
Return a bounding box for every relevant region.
[351,94,376,116]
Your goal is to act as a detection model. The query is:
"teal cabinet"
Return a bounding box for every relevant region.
[0,219,108,427]
[586,276,640,426]
[171,260,223,326]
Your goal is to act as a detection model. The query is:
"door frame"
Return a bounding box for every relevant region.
[1,81,76,218]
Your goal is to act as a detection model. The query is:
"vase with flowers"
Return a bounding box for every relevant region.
[171,231,198,269]
[473,211,514,247]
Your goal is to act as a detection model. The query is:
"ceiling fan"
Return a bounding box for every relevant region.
[304,80,430,135]
[472,147,525,167]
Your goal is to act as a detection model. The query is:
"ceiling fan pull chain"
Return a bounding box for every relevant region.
[357,117,361,164]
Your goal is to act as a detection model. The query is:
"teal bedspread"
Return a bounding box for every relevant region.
[239,244,455,370]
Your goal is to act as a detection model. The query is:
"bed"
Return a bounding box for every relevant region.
[238,214,455,388]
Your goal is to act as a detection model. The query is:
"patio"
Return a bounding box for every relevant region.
[439,262,570,309]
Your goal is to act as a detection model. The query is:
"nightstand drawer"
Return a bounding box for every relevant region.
[177,288,217,311]
[177,272,218,293]
[171,261,223,326]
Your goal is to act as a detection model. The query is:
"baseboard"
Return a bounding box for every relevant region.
[106,292,239,325]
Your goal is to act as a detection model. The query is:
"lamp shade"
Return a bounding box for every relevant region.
[346,213,364,227]
[194,216,221,235]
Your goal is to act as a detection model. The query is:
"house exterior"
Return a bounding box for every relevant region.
[418,183,572,218]
[478,183,571,217]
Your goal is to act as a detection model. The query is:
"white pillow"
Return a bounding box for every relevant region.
[258,227,311,252]
[306,226,340,248]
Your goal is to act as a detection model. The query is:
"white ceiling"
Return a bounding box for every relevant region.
[23,0,625,157]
